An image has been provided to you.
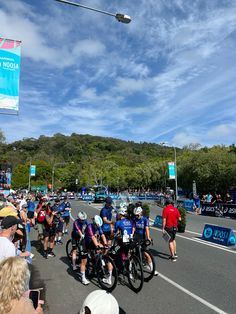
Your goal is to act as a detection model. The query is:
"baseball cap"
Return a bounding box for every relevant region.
[0,207,18,218]
[105,196,112,204]
[1,216,20,229]
[80,290,119,314]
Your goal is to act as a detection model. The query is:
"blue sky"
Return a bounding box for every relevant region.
[0,0,236,147]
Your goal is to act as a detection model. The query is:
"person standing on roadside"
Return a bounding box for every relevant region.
[0,216,19,262]
[162,199,181,262]
[61,196,71,235]
[100,196,114,243]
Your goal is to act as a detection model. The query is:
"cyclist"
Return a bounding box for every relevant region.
[114,206,133,264]
[132,207,155,272]
[82,215,108,285]
[100,196,114,243]
[71,211,88,271]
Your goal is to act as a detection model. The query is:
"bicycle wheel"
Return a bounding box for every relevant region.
[127,255,144,293]
[142,249,156,282]
[96,255,118,292]
[66,239,72,262]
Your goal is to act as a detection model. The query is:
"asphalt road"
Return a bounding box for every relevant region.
[30,201,236,314]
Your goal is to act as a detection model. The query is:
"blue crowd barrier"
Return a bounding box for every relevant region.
[153,215,163,228]
[202,224,236,246]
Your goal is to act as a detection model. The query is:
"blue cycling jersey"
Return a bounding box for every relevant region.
[114,218,133,236]
[133,216,149,235]
[60,201,71,217]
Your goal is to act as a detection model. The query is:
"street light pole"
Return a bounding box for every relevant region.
[55,0,131,23]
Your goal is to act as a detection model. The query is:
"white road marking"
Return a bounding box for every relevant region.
[81,202,236,254]
[150,226,236,254]
[158,272,228,314]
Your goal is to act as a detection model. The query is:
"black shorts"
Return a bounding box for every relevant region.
[43,228,56,238]
[103,230,112,240]
[165,227,177,241]
[63,216,70,224]
[56,221,63,233]
[71,232,82,248]
[27,211,34,219]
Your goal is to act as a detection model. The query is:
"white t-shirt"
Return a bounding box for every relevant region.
[0,236,16,262]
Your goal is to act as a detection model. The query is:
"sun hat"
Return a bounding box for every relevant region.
[0,206,18,218]
[80,290,119,314]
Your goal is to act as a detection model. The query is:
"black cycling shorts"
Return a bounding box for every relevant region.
[63,216,70,224]
[27,211,34,219]
[71,232,82,248]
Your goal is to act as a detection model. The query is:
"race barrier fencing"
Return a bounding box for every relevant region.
[153,215,163,228]
[201,203,236,219]
[202,224,236,247]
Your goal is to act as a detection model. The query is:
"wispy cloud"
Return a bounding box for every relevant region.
[0,0,236,147]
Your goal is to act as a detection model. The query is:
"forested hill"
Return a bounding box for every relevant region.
[0,133,235,194]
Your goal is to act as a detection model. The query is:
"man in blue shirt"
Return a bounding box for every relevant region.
[61,196,71,234]
[100,196,114,241]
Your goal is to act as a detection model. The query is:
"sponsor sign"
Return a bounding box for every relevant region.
[0,38,21,111]
[30,165,36,176]
[168,162,175,179]
[202,224,236,246]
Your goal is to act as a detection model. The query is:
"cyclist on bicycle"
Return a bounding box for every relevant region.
[71,211,88,271]
[132,206,157,274]
[114,206,133,262]
[82,215,108,285]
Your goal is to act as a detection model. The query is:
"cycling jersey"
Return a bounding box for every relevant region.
[114,218,133,240]
[84,223,103,244]
[72,219,88,234]
[133,216,149,236]
[60,201,71,217]
[100,206,113,232]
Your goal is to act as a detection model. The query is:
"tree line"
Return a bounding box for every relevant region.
[0,131,235,195]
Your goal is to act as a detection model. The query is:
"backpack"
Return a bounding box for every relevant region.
[37,209,46,223]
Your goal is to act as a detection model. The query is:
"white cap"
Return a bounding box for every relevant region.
[80,290,119,314]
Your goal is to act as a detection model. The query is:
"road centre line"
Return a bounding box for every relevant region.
[158,272,228,314]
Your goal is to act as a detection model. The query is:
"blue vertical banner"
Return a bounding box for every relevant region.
[30,165,36,177]
[168,162,176,179]
[0,38,21,111]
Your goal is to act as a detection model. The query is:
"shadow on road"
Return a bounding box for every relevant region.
[149,248,170,260]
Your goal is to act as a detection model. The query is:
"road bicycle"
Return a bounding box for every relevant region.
[66,239,118,292]
[110,238,144,293]
[133,238,156,282]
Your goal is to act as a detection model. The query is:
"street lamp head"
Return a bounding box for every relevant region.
[115,13,131,23]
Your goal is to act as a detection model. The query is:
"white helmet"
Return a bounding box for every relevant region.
[78,211,87,220]
[119,202,127,208]
[93,215,103,227]
[118,207,127,216]
[134,206,142,216]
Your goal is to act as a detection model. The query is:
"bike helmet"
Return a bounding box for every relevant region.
[93,215,103,227]
[118,207,127,216]
[78,211,87,220]
[134,206,142,216]
[119,201,127,208]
